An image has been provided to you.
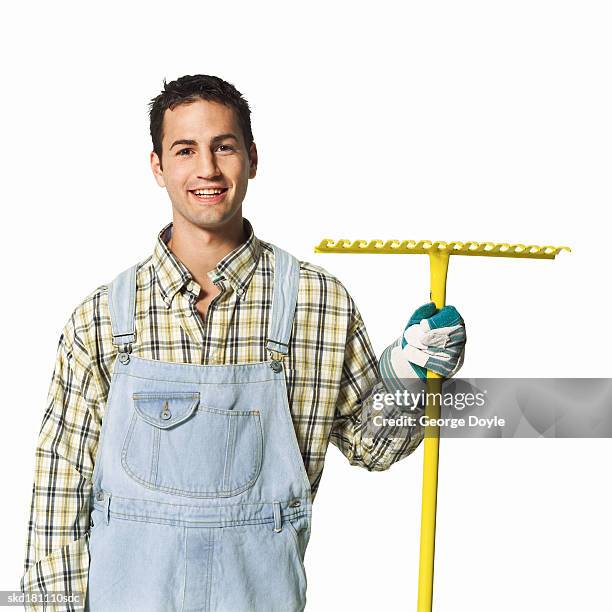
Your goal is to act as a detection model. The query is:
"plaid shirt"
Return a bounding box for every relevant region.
[21,217,424,604]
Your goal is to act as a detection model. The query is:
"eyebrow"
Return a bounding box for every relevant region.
[169,133,239,150]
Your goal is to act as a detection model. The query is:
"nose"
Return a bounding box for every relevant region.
[196,148,222,179]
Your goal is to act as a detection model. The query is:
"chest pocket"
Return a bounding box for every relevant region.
[121,391,263,498]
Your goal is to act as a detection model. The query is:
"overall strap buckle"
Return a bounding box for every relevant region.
[117,342,132,364]
[107,262,139,365]
[267,341,288,373]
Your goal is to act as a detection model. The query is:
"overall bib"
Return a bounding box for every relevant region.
[86,245,313,612]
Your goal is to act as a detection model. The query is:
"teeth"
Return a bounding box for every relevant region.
[193,189,224,195]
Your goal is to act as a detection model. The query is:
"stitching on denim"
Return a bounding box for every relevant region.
[120,412,264,498]
[198,406,261,417]
[205,527,214,610]
[126,353,278,370]
[222,413,233,492]
[123,372,277,385]
[151,426,160,485]
[132,392,200,399]
[104,494,313,510]
[121,448,261,498]
[181,527,187,611]
[106,510,308,528]
[120,410,138,475]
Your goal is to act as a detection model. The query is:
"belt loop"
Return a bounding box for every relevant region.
[104,492,111,525]
[273,501,282,532]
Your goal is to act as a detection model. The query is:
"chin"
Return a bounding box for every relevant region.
[191,210,238,230]
[173,199,241,228]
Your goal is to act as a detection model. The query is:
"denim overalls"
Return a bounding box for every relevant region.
[86,244,313,612]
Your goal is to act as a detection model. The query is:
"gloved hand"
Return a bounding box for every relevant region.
[379,302,466,383]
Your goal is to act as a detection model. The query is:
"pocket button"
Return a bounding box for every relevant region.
[161,401,172,420]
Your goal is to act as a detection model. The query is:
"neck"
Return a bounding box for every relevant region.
[167,213,246,288]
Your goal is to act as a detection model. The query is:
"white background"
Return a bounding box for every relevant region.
[2,1,611,610]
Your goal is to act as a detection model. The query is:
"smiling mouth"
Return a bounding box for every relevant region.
[189,188,229,200]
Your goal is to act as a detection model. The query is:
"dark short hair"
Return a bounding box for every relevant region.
[148,74,254,167]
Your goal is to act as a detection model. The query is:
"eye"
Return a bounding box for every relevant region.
[216,144,235,153]
[177,148,194,156]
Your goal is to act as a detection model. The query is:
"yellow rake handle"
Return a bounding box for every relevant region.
[418,251,450,612]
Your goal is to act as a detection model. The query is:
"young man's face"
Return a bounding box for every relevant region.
[151,99,257,231]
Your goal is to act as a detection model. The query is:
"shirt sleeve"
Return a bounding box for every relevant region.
[329,299,425,472]
[20,312,100,610]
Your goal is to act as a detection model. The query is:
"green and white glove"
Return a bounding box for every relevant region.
[379,302,466,384]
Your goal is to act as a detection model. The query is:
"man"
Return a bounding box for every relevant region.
[20,74,466,611]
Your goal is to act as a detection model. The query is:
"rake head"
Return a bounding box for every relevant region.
[314,238,571,260]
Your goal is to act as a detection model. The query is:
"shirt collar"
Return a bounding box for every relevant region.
[152,217,262,307]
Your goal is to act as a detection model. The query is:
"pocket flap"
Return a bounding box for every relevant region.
[132,392,200,429]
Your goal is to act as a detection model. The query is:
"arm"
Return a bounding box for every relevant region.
[20,313,100,610]
[329,300,425,472]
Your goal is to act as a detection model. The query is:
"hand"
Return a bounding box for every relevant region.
[402,302,466,379]
[379,302,466,383]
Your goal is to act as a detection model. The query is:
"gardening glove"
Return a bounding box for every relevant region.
[379,302,466,384]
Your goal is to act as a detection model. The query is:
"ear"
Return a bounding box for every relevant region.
[248,142,258,179]
[150,151,166,187]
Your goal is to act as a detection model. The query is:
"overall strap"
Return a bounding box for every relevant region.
[107,262,139,355]
[266,244,300,358]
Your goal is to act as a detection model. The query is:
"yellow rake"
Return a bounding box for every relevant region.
[314,238,570,611]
